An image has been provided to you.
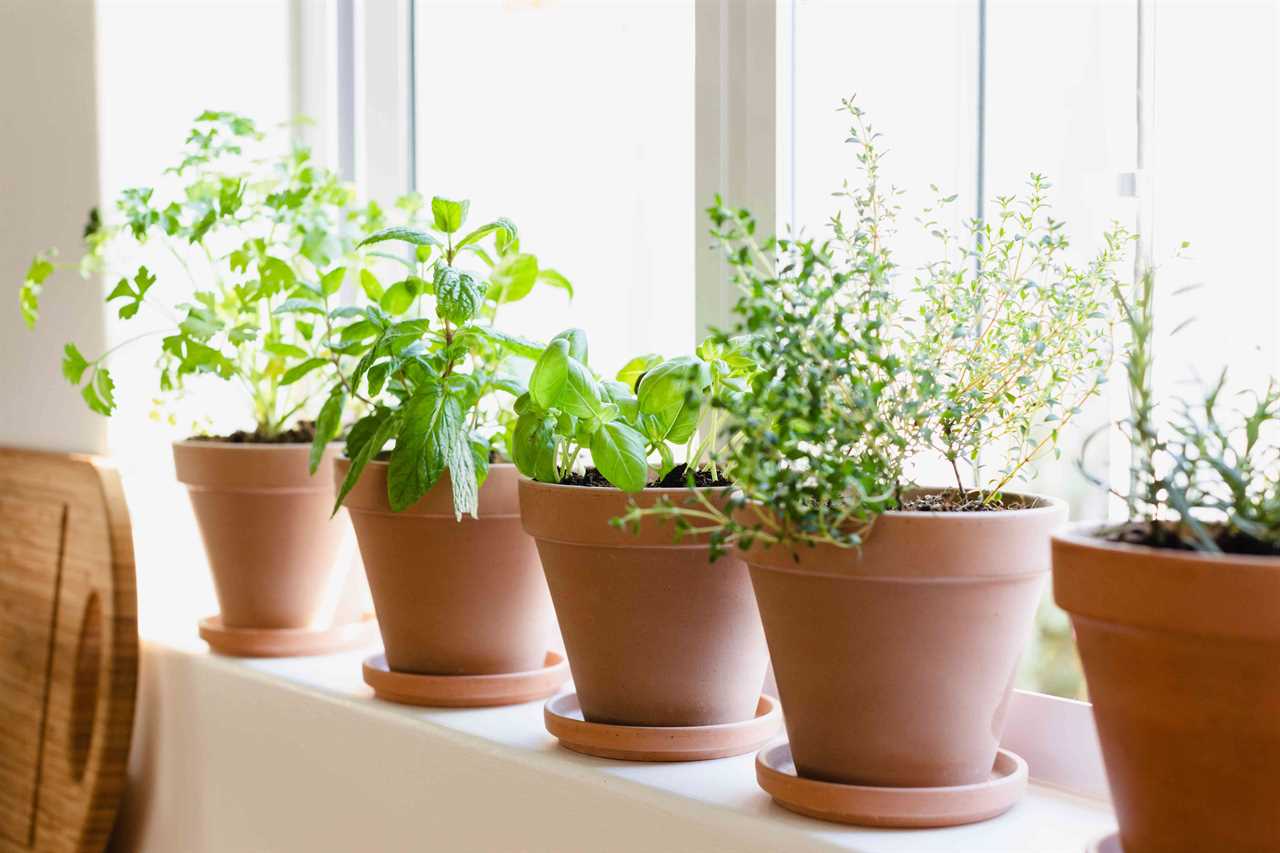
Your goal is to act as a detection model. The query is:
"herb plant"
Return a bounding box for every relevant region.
[624,97,1129,555]
[322,200,573,518]
[1104,267,1280,555]
[509,329,753,491]
[19,111,377,446]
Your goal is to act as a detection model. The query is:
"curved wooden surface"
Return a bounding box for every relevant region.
[0,448,137,853]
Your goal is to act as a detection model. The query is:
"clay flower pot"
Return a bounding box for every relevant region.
[339,461,555,675]
[173,441,362,629]
[518,479,770,727]
[746,493,1065,788]
[1053,529,1280,853]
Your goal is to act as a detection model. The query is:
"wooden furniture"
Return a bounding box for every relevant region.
[0,449,137,853]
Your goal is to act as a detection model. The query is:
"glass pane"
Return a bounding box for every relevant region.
[412,0,696,375]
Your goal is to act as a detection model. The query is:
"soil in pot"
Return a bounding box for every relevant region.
[340,461,555,676]
[558,464,731,489]
[1053,529,1280,853]
[174,438,362,630]
[746,491,1065,789]
[519,477,768,728]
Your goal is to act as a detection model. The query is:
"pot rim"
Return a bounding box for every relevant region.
[515,473,733,498]
[1053,520,1280,568]
[174,438,334,450]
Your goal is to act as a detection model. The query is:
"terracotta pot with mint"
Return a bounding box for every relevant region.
[645,111,1129,825]
[19,111,382,655]
[320,195,574,703]
[1054,270,1280,853]
[515,333,770,733]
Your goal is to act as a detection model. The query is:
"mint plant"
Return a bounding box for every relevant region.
[509,329,753,491]
[323,199,572,518]
[19,111,378,446]
[625,97,1129,555]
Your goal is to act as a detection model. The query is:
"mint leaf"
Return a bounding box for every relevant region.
[310,388,345,474]
[430,197,469,234]
[434,265,484,325]
[357,226,440,249]
[280,357,328,386]
[536,268,573,298]
[387,383,460,511]
[490,253,538,304]
[334,408,401,513]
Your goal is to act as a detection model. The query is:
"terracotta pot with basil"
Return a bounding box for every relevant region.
[1051,269,1280,853]
[513,332,769,725]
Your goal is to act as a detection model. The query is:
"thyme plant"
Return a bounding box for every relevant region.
[624,98,1129,555]
[20,111,376,441]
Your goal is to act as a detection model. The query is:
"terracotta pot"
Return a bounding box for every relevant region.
[339,461,554,675]
[746,493,1065,788]
[173,441,362,629]
[518,479,770,727]
[1053,528,1280,853]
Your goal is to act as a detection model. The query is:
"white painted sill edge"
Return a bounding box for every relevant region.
[110,633,1115,853]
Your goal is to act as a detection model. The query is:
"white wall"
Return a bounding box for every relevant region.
[0,0,107,454]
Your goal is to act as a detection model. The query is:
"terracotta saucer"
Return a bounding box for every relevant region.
[544,693,781,762]
[362,651,569,707]
[756,742,1028,828]
[1086,832,1123,853]
[199,612,378,658]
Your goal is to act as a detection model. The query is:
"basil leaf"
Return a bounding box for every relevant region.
[590,421,647,492]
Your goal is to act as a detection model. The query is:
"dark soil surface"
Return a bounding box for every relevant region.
[558,464,732,489]
[190,421,317,444]
[898,491,1025,513]
[1104,521,1280,557]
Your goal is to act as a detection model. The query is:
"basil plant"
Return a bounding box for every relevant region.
[323,198,572,519]
[19,111,381,445]
[510,329,754,491]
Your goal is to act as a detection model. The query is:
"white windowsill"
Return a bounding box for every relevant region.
[111,627,1116,853]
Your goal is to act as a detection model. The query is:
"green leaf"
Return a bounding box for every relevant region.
[430,197,469,234]
[387,383,461,512]
[490,253,538,303]
[455,217,516,251]
[258,257,296,295]
[445,419,479,519]
[357,226,441,250]
[280,357,328,386]
[272,297,326,316]
[590,421,647,492]
[264,342,309,359]
[617,353,662,390]
[558,358,605,419]
[81,367,117,416]
[530,339,570,409]
[334,408,401,512]
[359,268,384,300]
[512,412,559,482]
[637,357,709,444]
[61,343,90,384]
[320,266,347,296]
[536,268,573,298]
[551,328,588,363]
[19,254,54,329]
[310,388,346,474]
[380,281,415,315]
[434,265,485,325]
[480,328,544,360]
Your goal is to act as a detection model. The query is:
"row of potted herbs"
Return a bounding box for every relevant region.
[20,106,1278,851]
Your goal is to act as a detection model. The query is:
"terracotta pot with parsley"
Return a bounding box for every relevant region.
[20,112,394,642]
[515,330,770,727]
[635,99,1130,803]
[324,197,575,676]
[1053,269,1280,853]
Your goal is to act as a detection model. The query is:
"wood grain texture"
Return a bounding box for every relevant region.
[0,449,137,853]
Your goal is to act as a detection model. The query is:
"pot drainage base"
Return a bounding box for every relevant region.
[756,742,1028,829]
[544,692,781,762]
[199,612,378,658]
[362,651,568,707]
